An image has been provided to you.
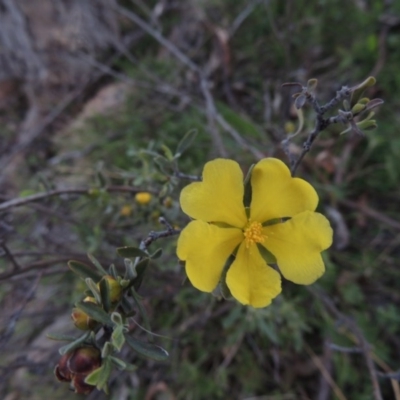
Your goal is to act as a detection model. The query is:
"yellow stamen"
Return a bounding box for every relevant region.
[244,221,266,248]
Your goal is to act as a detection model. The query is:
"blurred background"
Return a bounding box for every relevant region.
[1,0,400,399]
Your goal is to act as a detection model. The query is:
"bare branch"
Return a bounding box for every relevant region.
[309,287,383,400]
[113,4,265,159]
[0,186,153,212]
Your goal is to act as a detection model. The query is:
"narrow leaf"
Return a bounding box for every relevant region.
[87,253,108,275]
[130,286,152,340]
[47,333,79,342]
[59,332,90,355]
[110,356,128,370]
[149,248,163,259]
[85,357,112,392]
[112,325,126,351]
[76,301,111,325]
[108,264,118,279]
[175,129,198,158]
[68,260,100,281]
[99,278,111,313]
[124,334,169,361]
[154,156,174,175]
[117,246,148,259]
[85,278,101,304]
[133,258,149,290]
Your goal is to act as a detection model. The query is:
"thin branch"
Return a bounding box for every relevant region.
[139,216,180,250]
[326,343,363,354]
[310,287,383,400]
[0,257,79,282]
[0,271,43,349]
[113,4,265,159]
[173,172,201,181]
[229,0,263,37]
[305,342,347,400]
[0,186,153,212]
[339,198,400,231]
[0,241,21,271]
[284,85,352,176]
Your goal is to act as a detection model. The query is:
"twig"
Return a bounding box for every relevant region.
[173,172,201,181]
[284,85,352,176]
[0,186,153,212]
[326,343,363,354]
[0,257,81,282]
[113,4,265,159]
[339,198,400,231]
[305,342,347,400]
[139,216,180,250]
[310,286,383,400]
[0,241,21,271]
[0,271,43,349]
[229,0,263,37]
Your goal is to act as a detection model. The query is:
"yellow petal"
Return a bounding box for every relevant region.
[177,220,243,292]
[263,211,333,285]
[250,158,318,222]
[226,242,282,308]
[180,159,247,228]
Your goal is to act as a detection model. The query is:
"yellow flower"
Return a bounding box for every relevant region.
[120,204,133,217]
[135,192,152,205]
[176,158,333,308]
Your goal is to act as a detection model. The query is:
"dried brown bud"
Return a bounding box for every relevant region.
[54,347,101,394]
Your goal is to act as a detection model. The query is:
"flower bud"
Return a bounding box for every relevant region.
[120,204,133,216]
[163,196,173,208]
[135,192,152,205]
[54,347,101,394]
[71,297,97,330]
[97,275,122,303]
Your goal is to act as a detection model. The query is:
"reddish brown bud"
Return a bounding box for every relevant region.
[54,347,101,394]
[54,353,72,382]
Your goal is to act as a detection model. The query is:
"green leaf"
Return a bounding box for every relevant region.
[99,278,111,312]
[85,357,112,393]
[154,156,174,175]
[108,264,118,279]
[87,253,108,275]
[161,144,174,161]
[130,286,152,339]
[59,332,90,355]
[109,356,128,370]
[46,333,79,342]
[112,325,126,351]
[133,258,149,290]
[75,301,111,325]
[101,342,114,358]
[124,258,137,280]
[68,260,100,281]
[124,334,169,361]
[85,278,101,304]
[350,76,376,107]
[117,246,148,259]
[175,129,198,158]
[307,78,318,92]
[149,248,163,259]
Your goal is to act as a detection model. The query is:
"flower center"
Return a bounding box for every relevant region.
[244,221,266,248]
